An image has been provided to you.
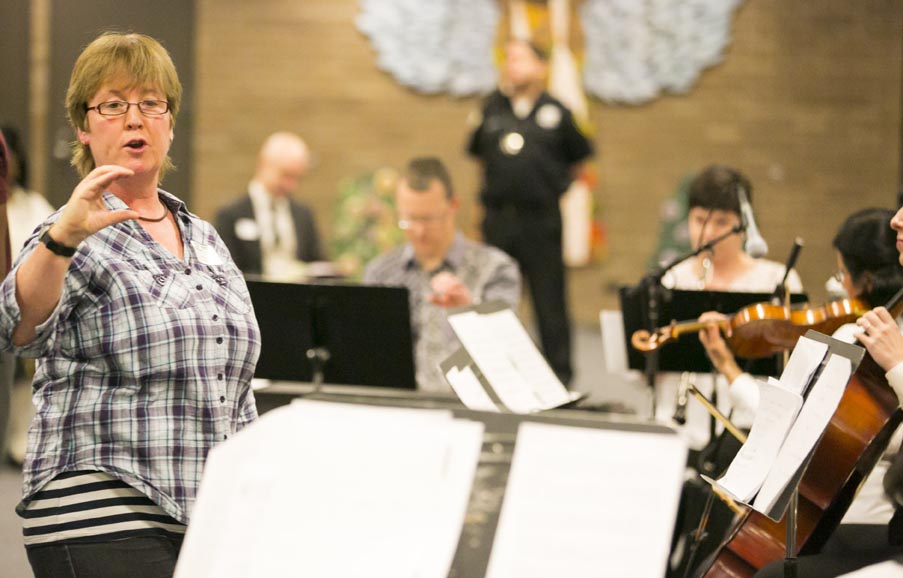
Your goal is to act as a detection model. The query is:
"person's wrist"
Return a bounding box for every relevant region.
[40,224,80,257]
[48,223,84,248]
[715,357,742,382]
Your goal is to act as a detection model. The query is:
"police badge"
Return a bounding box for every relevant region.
[500,132,525,155]
[536,104,562,129]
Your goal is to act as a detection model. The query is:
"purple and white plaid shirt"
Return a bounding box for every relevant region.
[0,190,260,524]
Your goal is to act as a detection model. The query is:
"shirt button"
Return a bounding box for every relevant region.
[196,284,203,291]
[220,396,226,403]
[217,373,224,380]
[216,337,224,344]
[184,268,192,275]
[224,434,229,440]
[212,314,219,321]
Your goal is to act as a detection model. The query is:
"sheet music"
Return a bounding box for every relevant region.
[482,309,572,408]
[447,310,544,413]
[416,419,486,577]
[175,400,483,578]
[447,307,572,413]
[778,336,829,396]
[714,379,803,502]
[485,422,686,578]
[440,346,502,412]
[446,365,502,412]
[753,353,852,516]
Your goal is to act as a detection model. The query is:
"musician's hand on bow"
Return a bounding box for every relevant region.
[698,311,743,383]
[856,307,903,372]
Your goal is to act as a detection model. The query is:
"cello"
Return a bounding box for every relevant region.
[693,288,903,578]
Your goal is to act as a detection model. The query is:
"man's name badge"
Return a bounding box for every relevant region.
[234,218,260,241]
[501,132,524,155]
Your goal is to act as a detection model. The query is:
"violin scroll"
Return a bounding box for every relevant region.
[631,323,676,352]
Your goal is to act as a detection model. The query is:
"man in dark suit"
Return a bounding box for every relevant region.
[216,132,324,277]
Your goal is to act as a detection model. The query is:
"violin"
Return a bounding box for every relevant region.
[631,298,869,359]
[694,288,903,578]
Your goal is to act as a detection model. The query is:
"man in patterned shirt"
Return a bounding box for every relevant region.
[364,157,521,393]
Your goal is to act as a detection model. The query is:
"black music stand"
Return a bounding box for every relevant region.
[246,280,417,390]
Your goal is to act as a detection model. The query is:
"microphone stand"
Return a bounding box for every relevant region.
[636,224,743,416]
[773,238,803,578]
[771,238,804,306]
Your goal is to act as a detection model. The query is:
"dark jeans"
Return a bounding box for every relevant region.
[482,205,572,384]
[27,534,184,578]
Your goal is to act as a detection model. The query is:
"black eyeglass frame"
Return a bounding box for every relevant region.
[85,100,171,117]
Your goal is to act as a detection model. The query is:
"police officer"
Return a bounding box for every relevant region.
[466,39,593,385]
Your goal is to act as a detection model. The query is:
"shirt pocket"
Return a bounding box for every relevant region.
[197,263,253,315]
[125,259,197,310]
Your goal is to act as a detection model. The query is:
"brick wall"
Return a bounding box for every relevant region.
[195,0,903,324]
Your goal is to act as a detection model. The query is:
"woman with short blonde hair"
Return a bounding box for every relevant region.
[0,32,260,578]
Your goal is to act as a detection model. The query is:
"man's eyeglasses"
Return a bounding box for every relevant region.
[397,213,448,230]
[85,99,170,117]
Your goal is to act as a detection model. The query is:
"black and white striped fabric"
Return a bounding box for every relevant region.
[20,471,186,547]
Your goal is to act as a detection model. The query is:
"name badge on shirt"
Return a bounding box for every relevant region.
[234,218,261,241]
[536,104,562,129]
[501,132,524,156]
[197,244,225,266]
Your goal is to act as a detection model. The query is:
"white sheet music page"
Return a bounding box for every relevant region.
[416,419,486,578]
[447,310,543,413]
[481,309,572,408]
[448,307,571,412]
[753,354,852,516]
[445,365,501,412]
[778,336,829,396]
[714,379,803,502]
[175,400,482,578]
[485,422,686,578]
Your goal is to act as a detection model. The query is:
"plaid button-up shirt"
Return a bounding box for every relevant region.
[0,190,260,524]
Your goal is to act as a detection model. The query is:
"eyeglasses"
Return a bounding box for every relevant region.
[397,212,448,230]
[85,99,170,117]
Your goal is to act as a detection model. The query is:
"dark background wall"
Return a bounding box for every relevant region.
[0,0,31,169]
[42,0,195,207]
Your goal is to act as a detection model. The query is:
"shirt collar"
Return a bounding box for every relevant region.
[402,232,465,272]
[102,189,192,245]
[102,189,187,216]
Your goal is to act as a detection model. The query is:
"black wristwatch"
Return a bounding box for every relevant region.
[39,226,78,258]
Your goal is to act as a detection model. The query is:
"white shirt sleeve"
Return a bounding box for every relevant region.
[728,372,760,415]
[885,361,903,407]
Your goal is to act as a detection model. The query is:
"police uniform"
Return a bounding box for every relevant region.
[466,89,593,384]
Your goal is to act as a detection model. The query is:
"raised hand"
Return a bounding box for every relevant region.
[50,165,140,247]
[429,271,472,308]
